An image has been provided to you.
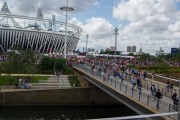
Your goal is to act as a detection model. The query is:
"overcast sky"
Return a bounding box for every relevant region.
[1,0,180,54]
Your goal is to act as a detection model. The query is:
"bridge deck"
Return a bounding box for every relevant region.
[73,63,179,120]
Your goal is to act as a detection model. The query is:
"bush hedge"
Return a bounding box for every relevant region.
[68,76,81,87]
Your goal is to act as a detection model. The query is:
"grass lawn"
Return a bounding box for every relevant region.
[0,75,50,86]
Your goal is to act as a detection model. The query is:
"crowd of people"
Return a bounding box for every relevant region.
[136,60,180,67]
[17,78,31,89]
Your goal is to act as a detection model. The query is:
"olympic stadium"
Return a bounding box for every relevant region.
[0,2,82,54]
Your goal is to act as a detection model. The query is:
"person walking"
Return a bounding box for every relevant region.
[143,70,147,80]
[155,89,162,110]
[56,70,60,81]
[150,84,156,96]
[131,77,136,88]
[155,89,162,99]
[172,91,178,111]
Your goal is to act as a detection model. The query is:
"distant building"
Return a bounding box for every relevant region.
[132,45,136,52]
[110,46,115,51]
[139,48,143,54]
[92,48,95,52]
[127,45,136,52]
[88,48,95,52]
[171,48,178,54]
[127,46,131,52]
[106,48,110,51]
[83,47,84,52]
[100,49,104,52]
[88,48,91,52]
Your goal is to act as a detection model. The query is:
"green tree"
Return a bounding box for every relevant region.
[139,53,151,62]
[1,53,13,75]
[128,53,134,56]
[155,47,165,62]
[0,49,38,75]
[1,52,19,75]
[38,57,55,73]
[54,58,67,72]
[21,49,36,74]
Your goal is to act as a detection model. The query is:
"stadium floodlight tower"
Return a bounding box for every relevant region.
[86,34,89,58]
[114,27,118,65]
[60,0,74,59]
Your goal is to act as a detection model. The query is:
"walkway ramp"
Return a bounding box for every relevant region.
[31,75,71,89]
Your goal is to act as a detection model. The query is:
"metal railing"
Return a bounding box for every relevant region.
[88,112,178,120]
[119,71,180,99]
[73,63,178,120]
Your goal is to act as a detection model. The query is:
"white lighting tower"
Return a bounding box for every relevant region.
[60,0,74,59]
[86,34,89,58]
[114,27,118,65]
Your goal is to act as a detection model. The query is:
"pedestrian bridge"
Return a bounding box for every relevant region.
[72,63,178,120]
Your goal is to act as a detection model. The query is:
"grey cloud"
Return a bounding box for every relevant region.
[3,0,97,15]
[69,0,97,12]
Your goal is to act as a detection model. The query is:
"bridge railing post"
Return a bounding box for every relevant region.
[106,75,108,84]
[125,73,127,81]
[139,89,141,101]
[147,95,149,106]
[86,66,88,72]
[99,72,100,80]
[111,78,112,86]
[80,64,82,70]
[94,71,95,77]
[120,82,121,91]
[125,85,127,94]
[95,70,97,78]
[168,103,171,117]
[164,86,167,96]
[132,87,134,97]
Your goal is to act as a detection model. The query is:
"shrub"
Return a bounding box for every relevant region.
[68,76,81,87]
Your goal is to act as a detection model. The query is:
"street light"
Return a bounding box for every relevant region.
[114,27,118,65]
[60,0,74,59]
[86,34,89,58]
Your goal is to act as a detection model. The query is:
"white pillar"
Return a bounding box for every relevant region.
[114,27,118,65]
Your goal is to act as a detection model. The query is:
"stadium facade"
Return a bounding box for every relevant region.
[0,2,82,54]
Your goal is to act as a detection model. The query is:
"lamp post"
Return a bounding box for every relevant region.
[114,27,118,65]
[86,34,89,58]
[60,0,74,59]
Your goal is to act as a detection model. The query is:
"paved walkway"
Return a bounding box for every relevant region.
[0,73,53,76]
[0,75,72,91]
[31,75,71,89]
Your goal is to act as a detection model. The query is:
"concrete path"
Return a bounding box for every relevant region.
[31,75,71,89]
